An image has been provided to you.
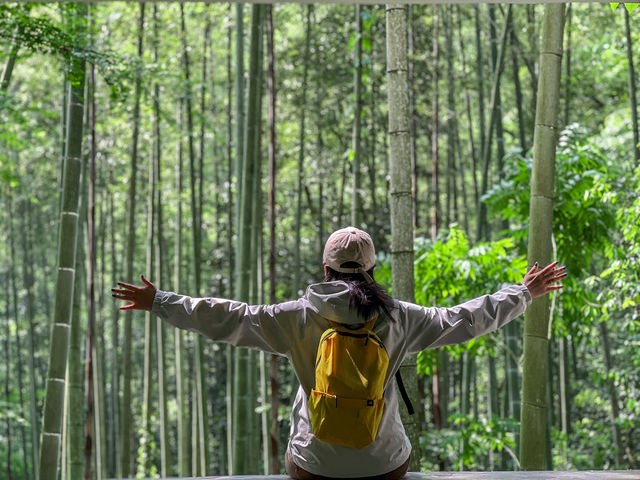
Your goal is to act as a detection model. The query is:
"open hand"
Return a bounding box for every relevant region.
[112,275,157,311]
[522,261,567,299]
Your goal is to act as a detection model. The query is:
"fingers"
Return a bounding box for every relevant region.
[538,261,559,275]
[551,272,568,282]
[526,262,539,276]
[141,275,153,287]
[117,281,141,291]
[120,303,136,310]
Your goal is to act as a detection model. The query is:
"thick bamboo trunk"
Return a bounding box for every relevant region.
[386,4,419,471]
[67,81,86,480]
[519,4,565,470]
[38,5,87,478]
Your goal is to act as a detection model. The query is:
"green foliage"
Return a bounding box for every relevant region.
[484,125,622,339]
[420,414,517,471]
[378,226,526,377]
[0,4,139,99]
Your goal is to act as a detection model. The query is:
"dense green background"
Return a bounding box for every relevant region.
[1,2,639,478]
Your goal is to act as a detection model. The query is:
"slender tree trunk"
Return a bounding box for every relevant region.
[511,15,527,153]
[226,5,235,300]
[0,24,20,93]
[489,4,506,228]
[140,73,157,475]
[3,209,13,480]
[408,5,418,230]
[234,2,246,237]
[351,4,363,226]
[224,7,235,473]
[558,331,571,438]
[563,4,572,128]
[504,317,521,469]
[93,172,106,480]
[599,321,625,465]
[84,49,97,479]
[386,4,419,471]
[38,4,87,478]
[152,6,170,476]
[120,5,144,477]
[233,6,264,474]
[455,6,478,220]
[180,5,209,473]
[487,353,498,470]
[294,5,311,294]
[107,171,120,480]
[624,6,640,165]
[175,98,189,476]
[459,352,473,471]
[431,6,440,242]
[476,5,512,242]
[444,7,459,227]
[8,196,31,479]
[488,4,513,184]
[266,4,281,474]
[474,6,487,169]
[520,4,565,470]
[20,200,41,479]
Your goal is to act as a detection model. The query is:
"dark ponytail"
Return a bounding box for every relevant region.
[324,262,395,321]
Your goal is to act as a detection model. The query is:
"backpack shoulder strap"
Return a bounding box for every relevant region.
[395,370,415,415]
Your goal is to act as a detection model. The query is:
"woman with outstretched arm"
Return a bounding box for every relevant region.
[113,227,566,480]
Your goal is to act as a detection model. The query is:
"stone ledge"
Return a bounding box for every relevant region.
[118,472,640,480]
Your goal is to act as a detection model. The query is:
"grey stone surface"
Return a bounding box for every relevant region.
[117,471,640,480]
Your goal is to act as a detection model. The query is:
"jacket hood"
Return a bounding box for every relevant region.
[305,281,376,325]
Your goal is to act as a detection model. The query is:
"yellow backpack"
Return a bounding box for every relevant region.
[308,318,389,449]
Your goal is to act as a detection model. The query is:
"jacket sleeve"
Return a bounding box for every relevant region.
[151,290,305,356]
[401,284,532,354]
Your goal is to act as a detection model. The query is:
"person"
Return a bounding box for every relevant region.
[112,226,566,480]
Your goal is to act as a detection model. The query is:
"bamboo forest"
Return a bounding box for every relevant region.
[1,1,640,479]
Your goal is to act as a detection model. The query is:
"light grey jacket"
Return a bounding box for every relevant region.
[152,281,532,477]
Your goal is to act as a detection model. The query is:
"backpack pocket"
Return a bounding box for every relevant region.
[309,389,385,449]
